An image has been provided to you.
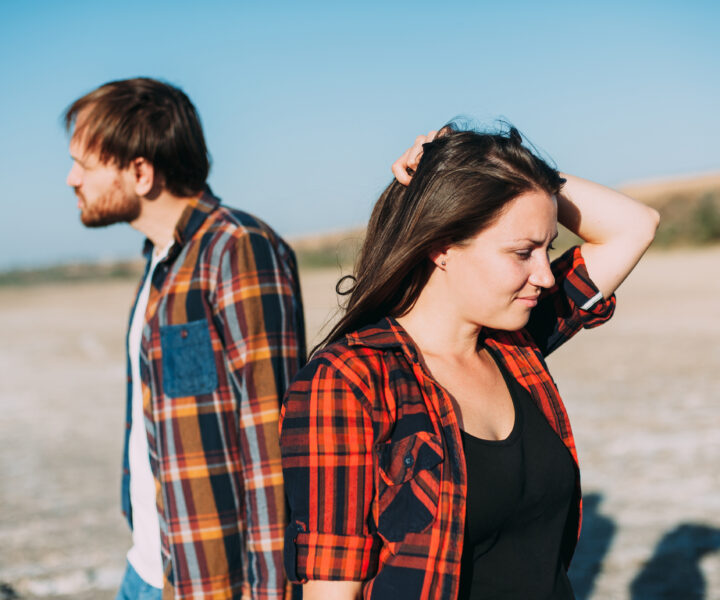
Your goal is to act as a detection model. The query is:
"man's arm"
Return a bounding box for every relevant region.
[215,228,305,600]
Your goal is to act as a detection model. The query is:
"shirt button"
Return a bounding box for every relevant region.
[180,329,189,339]
[403,453,414,467]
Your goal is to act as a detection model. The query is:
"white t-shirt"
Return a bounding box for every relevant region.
[126,242,172,588]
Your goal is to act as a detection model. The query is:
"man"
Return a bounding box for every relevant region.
[65,78,306,599]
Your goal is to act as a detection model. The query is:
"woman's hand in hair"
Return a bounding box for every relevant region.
[391,130,438,185]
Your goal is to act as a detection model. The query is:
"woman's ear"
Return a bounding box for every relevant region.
[429,247,449,270]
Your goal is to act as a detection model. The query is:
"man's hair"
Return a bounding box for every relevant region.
[64,77,210,197]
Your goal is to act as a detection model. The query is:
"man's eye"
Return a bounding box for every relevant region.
[516,250,532,259]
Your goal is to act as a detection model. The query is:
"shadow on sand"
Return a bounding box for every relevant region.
[568,493,616,600]
[630,523,720,599]
[568,493,720,599]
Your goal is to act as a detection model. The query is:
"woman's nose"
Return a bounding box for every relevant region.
[529,255,555,289]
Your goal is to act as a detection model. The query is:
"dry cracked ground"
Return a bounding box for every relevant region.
[1,248,719,599]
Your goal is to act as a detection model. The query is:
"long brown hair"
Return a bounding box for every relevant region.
[316,124,564,353]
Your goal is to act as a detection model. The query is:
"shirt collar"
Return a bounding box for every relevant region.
[345,316,420,363]
[142,186,220,261]
[345,316,500,364]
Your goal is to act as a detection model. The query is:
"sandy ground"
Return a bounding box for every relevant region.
[1,248,719,599]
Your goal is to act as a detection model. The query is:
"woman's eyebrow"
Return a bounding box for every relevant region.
[514,231,559,245]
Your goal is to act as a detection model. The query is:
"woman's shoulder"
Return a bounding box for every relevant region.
[292,317,413,394]
[299,335,383,381]
[283,337,384,417]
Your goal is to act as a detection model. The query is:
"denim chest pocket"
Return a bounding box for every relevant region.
[375,431,444,544]
[160,319,218,398]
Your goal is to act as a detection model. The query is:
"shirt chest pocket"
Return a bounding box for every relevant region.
[374,430,444,545]
[159,319,218,398]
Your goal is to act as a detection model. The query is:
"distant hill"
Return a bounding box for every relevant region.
[0,231,366,286]
[290,171,720,261]
[0,259,145,287]
[2,173,719,286]
[289,226,365,269]
[619,172,720,246]
[620,172,720,206]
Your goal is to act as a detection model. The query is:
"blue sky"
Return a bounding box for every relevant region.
[1,0,718,269]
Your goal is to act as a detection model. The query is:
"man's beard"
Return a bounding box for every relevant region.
[78,188,141,228]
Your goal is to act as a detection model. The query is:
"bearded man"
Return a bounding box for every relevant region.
[65,78,306,600]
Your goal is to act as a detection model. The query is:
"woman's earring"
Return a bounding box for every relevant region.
[441,260,446,266]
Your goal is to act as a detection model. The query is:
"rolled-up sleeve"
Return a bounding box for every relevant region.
[280,355,380,583]
[527,245,617,356]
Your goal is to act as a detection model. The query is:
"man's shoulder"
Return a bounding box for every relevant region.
[191,203,296,269]
[205,204,285,243]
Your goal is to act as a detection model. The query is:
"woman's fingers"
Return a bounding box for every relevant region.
[391,130,439,186]
[425,129,439,143]
[406,131,439,170]
[391,148,414,185]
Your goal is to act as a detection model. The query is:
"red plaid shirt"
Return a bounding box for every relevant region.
[280,246,615,599]
[124,190,305,599]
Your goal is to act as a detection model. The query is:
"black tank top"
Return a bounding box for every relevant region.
[457,352,576,600]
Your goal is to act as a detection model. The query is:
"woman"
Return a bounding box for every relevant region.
[280,125,658,599]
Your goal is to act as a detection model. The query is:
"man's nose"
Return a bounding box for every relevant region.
[66,163,81,188]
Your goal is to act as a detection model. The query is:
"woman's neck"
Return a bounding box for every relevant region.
[395,276,481,361]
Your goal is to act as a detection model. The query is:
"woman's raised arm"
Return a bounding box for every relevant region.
[557,174,660,299]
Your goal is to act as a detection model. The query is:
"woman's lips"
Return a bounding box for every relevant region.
[516,296,539,307]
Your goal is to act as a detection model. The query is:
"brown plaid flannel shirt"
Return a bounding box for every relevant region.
[123,190,305,599]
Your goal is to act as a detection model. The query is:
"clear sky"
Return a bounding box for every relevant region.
[1,0,718,269]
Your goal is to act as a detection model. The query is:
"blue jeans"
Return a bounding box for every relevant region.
[116,561,162,600]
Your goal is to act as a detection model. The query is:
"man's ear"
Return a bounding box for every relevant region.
[130,157,155,196]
